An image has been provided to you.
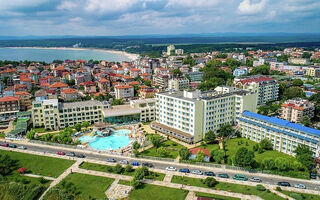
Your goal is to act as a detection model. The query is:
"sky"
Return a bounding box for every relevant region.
[0,0,319,36]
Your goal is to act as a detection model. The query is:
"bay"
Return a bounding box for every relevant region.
[0,47,134,63]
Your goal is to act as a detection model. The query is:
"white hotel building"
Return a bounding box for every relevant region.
[151,86,258,143]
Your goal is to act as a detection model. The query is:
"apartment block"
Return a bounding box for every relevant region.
[153,74,169,89]
[280,98,314,123]
[306,67,320,77]
[151,86,257,143]
[114,85,134,99]
[0,96,20,117]
[168,77,189,91]
[234,76,279,105]
[238,111,320,158]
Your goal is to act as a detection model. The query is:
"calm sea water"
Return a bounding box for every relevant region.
[0,47,130,63]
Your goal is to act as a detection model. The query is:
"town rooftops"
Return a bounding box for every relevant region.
[237,76,275,85]
[115,85,133,89]
[189,147,210,157]
[61,88,78,94]
[242,111,320,137]
[49,82,68,88]
[0,96,19,102]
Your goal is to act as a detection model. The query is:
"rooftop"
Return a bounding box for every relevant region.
[102,105,140,117]
[61,100,103,109]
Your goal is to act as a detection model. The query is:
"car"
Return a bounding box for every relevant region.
[294,183,306,189]
[249,177,261,182]
[17,146,27,150]
[204,172,215,176]
[75,154,85,158]
[142,162,153,168]
[106,158,116,163]
[8,144,17,148]
[66,152,75,157]
[166,166,177,171]
[119,160,129,165]
[191,170,203,175]
[130,162,140,166]
[218,173,229,178]
[310,173,317,179]
[57,151,65,155]
[0,143,9,147]
[179,168,190,173]
[233,174,248,181]
[277,182,291,187]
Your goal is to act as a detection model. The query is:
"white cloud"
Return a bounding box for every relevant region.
[57,1,78,10]
[0,0,47,10]
[238,0,267,14]
[166,0,220,8]
[85,0,139,13]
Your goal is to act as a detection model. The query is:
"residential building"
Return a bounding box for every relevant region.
[288,57,310,65]
[98,79,110,93]
[306,67,320,77]
[61,88,79,101]
[15,91,31,111]
[233,67,248,77]
[184,72,204,82]
[167,45,175,56]
[189,147,210,162]
[175,49,184,55]
[234,76,279,106]
[152,86,257,143]
[238,111,320,158]
[168,77,189,91]
[0,96,20,117]
[280,98,314,123]
[114,85,134,99]
[153,74,169,89]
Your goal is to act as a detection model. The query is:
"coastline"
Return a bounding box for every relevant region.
[5,47,139,61]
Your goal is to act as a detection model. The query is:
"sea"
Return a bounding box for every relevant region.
[0,47,132,63]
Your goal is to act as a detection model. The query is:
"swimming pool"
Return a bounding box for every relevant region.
[78,129,131,150]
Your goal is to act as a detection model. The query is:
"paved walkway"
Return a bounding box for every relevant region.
[38,159,83,200]
[105,178,132,200]
[185,191,196,200]
[163,173,173,182]
[23,174,56,181]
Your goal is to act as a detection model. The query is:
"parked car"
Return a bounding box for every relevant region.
[218,173,229,178]
[191,170,203,175]
[249,177,261,182]
[233,174,248,181]
[106,158,116,163]
[0,143,9,147]
[204,172,215,176]
[75,154,85,158]
[165,166,177,171]
[18,146,27,150]
[119,160,129,165]
[142,162,153,168]
[294,183,306,189]
[310,173,317,179]
[130,162,140,166]
[179,168,190,173]
[66,152,75,157]
[8,144,17,148]
[277,182,291,187]
[57,151,65,155]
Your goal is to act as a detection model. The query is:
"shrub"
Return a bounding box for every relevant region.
[130,178,141,189]
[114,164,123,174]
[275,186,282,191]
[202,177,217,188]
[39,177,48,184]
[21,178,30,184]
[125,165,134,173]
[106,166,113,173]
[256,184,266,191]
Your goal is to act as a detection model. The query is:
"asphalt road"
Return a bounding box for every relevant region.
[2,141,320,192]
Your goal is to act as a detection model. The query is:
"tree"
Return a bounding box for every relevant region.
[133,166,149,181]
[182,55,196,66]
[202,177,217,187]
[179,147,191,160]
[26,130,36,140]
[196,150,205,162]
[218,124,234,140]
[0,154,18,176]
[125,165,134,173]
[111,99,124,106]
[150,135,161,148]
[114,164,123,174]
[294,144,314,169]
[301,116,312,127]
[234,147,255,167]
[133,141,140,150]
[263,158,276,170]
[82,121,90,129]
[74,123,82,132]
[172,68,182,77]
[260,139,273,150]
[275,157,291,171]
[292,79,304,87]
[204,130,216,144]
[283,87,306,99]
[249,65,270,75]
[157,147,169,157]
[302,52,311,59]
[212,150,225,164]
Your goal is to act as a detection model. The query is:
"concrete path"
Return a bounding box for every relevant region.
[268,188,294,200]
[185,191,197,200]
[105,178,132,200]
[23,174,56,181]
[163,173,173,182]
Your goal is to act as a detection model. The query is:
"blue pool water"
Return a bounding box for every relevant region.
[78,129,131,150]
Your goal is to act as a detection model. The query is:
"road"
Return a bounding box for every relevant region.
[2,140,320,192]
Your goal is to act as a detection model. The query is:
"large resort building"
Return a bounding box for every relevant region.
[238,111,320,158]
[151,86,258,143]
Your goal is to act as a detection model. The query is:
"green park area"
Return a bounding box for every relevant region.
[281,190,320,200]
[140,139,184,159]
[195,192,240,200]
[44,173,114,200]
[0,150,75,178]
[79,162,165,181]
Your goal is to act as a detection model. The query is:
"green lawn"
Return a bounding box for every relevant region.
[79,162,165,181]
[118,180,131,186]
[171,176,285,200]
[140,139,184,159]
[281,190,320,200]
[129,183,188,200]
[195,192,240,200]
[0,150,75,178]
[45,173,114,200]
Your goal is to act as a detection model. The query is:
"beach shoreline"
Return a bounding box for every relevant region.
[5,46,139,61]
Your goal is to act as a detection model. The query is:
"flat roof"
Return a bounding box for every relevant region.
[103,105,141,117]
[61,100,102,109]
[242,111,320,137]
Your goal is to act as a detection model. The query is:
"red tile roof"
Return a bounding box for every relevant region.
[15,91,30,96]
[115,85,133,89]
[238,77,274,85]
[49,82,68,88]
[0,96,19,102]
[189,147,210,157]
[62,88,78,94]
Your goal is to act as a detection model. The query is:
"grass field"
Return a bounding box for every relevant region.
[140,139,184,159]
[195,192,240,200]
[171,176,285,200]
[129,183,188,200]
[281,190,320,200]
[118,180,131,186]
[79,162,165,181]
[46,173,114,200]
[0,150,75,178]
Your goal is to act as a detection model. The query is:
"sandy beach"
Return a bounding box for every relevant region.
[7,47,139,61]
